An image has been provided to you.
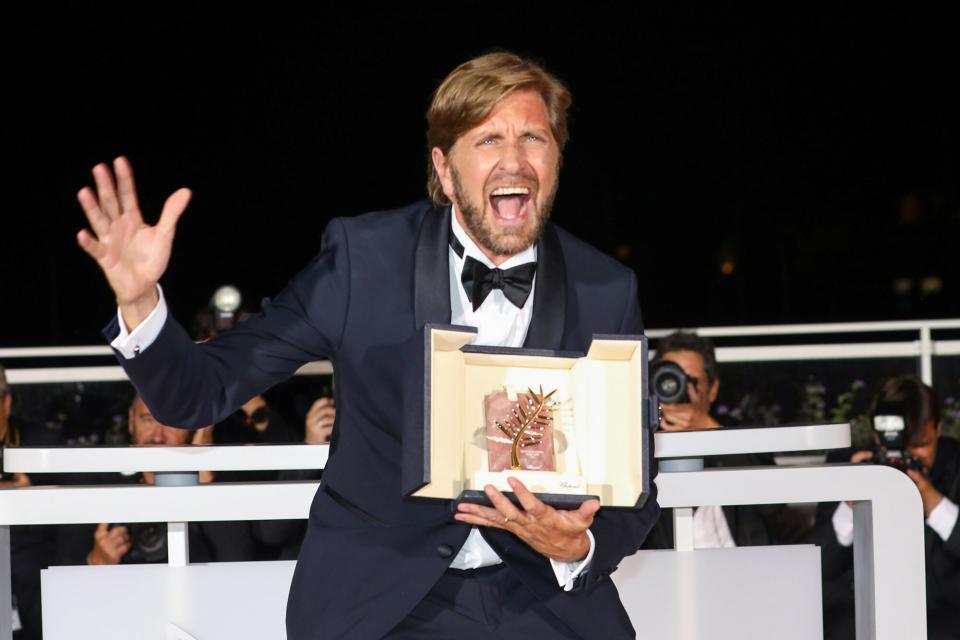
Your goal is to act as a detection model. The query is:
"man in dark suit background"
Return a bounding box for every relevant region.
[76,52,659,639]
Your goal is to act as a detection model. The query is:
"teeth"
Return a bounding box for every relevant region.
[491,186,530,196]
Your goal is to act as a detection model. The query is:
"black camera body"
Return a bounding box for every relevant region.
[123,522,167,564]
[650,360,690,404]
[871,401,924,472]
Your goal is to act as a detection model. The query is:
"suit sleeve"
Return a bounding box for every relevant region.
[926,465,960,605]
[103,218,352,428]
[582,268,660,591]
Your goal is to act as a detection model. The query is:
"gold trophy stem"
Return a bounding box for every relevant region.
[496,385,556,471]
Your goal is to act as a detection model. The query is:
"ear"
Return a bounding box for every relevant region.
[128,407,135,436]
[2,392,10,416]
[934,420,942,435]
[708,378,720,404]
[430,147,456,203]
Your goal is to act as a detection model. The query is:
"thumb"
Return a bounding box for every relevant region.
[157,188,192,234]
[576,499,601,520]
[94,523,110,538]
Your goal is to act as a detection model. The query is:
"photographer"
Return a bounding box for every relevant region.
[56,393,254,566]
[811,376,960,639]
[651,331,722,431]
[644,332,784,550]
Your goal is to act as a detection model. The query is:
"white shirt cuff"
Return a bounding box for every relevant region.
[927,496,959,542]
[550,529,595,591]
[832,501,855,547]
[109,285,168,360]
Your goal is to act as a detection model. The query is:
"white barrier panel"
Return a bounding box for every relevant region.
[615,545,823,640]
[42,547,823,640]
[655,464,927,640]
[42,561,297,640]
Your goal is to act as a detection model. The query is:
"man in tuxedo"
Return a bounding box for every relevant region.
[76,52,659,639]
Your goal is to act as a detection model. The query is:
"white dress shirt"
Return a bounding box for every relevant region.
[692,505,737,549]
[445,207,594,590]
[110,206,594,591]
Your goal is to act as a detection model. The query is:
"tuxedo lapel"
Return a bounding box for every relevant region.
[413,205,453,329]
[523,223,567,349]
[414,205,566,346]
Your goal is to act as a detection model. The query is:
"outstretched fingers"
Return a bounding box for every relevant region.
[76,229,105,260]
[77,187,111,238]
[92,163,121,220]
[113,156,142,223]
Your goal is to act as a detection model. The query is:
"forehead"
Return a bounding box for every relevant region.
[131,397,150,416]
[660,350,707,376]
[466,89,552,135]
[910,421,939,446]
[130,396,157,419]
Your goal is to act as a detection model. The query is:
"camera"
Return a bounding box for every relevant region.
[650,361,691,404]
[123,522,167,563]
[871,401,924,472]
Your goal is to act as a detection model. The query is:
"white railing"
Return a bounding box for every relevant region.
[1,360,332,385]
[5,318,960,387]
[647,318,960,386]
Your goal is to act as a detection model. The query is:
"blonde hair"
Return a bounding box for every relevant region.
[425,51,572,205]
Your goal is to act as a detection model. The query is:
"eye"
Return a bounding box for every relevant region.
[480,138,497,145]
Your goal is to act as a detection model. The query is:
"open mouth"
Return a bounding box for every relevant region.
[489,186,531,222]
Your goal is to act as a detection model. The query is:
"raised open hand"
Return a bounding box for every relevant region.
[76,157,191,329]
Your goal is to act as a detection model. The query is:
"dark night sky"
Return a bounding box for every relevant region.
[4,5,957,346]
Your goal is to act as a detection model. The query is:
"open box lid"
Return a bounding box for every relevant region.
[401,324,654,508]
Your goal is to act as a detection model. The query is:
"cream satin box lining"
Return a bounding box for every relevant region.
[412,326,650,508]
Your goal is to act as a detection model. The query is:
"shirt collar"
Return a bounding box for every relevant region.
[450,204,537,269]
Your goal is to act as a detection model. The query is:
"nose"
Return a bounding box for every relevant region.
[497,139,526,173]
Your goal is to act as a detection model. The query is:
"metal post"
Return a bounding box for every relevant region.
[920,327,933,386]
[167,522,189,567]
[673,507,695,552]
[0,525,11,640]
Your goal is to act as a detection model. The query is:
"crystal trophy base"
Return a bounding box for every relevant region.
[472,470,587,495]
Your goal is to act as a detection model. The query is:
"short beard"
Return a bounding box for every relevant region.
[451,164,558,258]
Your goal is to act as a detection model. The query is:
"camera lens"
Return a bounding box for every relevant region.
[659,377,679,396]
[128,523,167,563]
[651,361,690,404]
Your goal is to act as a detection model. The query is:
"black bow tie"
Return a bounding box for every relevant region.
[461,257,536,311]
[450,230,536,311]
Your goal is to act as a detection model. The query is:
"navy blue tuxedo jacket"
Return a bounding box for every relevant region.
[106,201,660,639]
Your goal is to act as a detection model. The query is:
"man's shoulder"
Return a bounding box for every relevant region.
[549,223,635,282]
[938,436,960,462]
[333,199,440,239]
